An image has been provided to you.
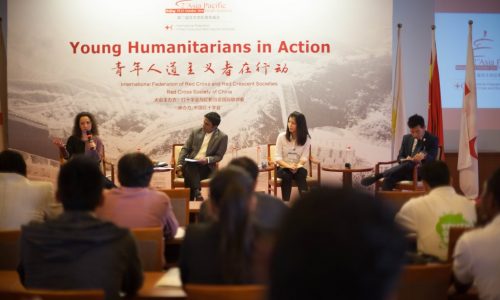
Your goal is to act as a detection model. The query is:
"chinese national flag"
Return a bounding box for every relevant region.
[428,26,444,159]
[458,21,479,199]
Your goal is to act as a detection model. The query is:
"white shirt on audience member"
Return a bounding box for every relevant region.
[275,132,311,166]
[395,186,476,260]
[0,173,55,229]
[453,215,500,300]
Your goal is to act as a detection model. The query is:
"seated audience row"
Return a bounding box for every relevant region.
[18,156,143,300]
[7,146,500,300]
[0,150,56,230]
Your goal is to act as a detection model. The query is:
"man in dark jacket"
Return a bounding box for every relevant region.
[18,155,143,300]
[361,114,439,190]
[176,112,228,201]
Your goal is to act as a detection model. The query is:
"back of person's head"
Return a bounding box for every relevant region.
[270,187,406,300]
[486,168,500,207]
[407,114,425,128]
[204,112,221,126]
[0,150,27,177]
[117,152,154,187]
[421,161,450,188]
[228,156,259,184]
[209,166,255,283]
[57,155,103,211]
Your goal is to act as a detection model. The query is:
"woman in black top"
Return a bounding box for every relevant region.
[53,112,104,162]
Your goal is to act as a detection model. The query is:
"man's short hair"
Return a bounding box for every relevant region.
[421,161,450,188]
[270,187,406,300]
[204,112,221,126]
[57,155,103,211]
[487,168,500,207]
[0,150,27,176]
[228,156,259,183]
[118,152,154,188]
[407,114,425,128]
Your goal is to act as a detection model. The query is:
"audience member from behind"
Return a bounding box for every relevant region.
[96,152,179,239]
[395,161,476,261]
[453,168,500,299]
[198,157,288,283]
[18,155,143,300]
[0,150,56,229]
[199,156,288,231]
[180,166,256,284]
[270,187,406,300]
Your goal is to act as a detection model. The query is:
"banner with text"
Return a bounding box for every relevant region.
[8,0,392,184]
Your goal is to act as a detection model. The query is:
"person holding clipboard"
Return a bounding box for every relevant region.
[176,112,228,201]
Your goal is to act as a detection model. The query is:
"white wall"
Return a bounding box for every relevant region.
[392,0,435,122]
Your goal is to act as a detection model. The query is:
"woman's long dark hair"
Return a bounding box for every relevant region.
[209,166,255,283]
[72,112,99,137]
[285,111,310,146]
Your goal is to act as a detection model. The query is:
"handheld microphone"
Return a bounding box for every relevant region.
[86,130,96,150]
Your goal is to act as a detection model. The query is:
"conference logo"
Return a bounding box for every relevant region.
[455,29,499,71]
[454,28,500,93]
[165,0,230,14]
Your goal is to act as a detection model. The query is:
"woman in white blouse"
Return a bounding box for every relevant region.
[275,111,311,201]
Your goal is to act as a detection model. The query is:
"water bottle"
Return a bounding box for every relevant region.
[345,146,353,169]
[260,147,268,169]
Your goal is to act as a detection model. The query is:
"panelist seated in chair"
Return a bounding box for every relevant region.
[96,152,179,240]
[175,112,228,201]
[361,114,438,191]
[52,111,115,189]
[18,156,143,300]
[52,111,104,163]
[275,111,311,201]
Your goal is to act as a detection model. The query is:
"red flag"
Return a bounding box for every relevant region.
[458,21,479,199]
[427,25,444,159]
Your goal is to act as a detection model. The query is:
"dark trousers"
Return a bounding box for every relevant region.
[277,167,308,201]
[183,163,212,200]
[382,161,417,191]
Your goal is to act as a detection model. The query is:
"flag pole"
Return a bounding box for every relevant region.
[428,23,445,159]
[391,23,406,160]
[0,17,9,150]
[458,19,479,199]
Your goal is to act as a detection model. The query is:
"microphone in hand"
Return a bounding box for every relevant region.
[86,130,96,150]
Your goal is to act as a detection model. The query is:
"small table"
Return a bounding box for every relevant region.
[322,166,373,188]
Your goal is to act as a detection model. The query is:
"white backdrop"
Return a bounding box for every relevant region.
[7,0,393,184]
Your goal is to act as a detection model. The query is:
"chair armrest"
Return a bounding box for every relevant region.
[310,157,321,165]
[412,163,421,189]
[316,161,321,184]
[375,160,398,175]
[103,159,115,183]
